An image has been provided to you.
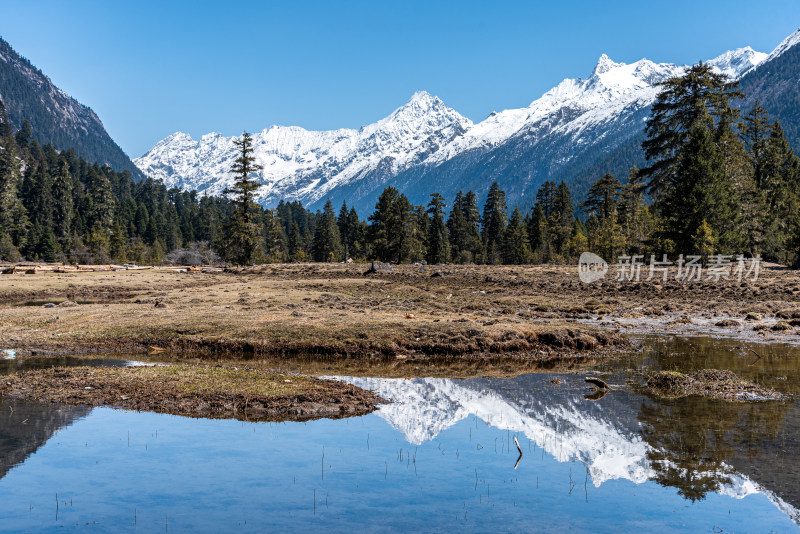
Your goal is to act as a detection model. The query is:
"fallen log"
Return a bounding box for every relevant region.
[585,376,609,390]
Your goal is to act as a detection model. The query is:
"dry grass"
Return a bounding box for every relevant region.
[0,364,385,421]
[0,264,628,359]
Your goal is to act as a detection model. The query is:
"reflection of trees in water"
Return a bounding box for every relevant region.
[0,398,91,480]
[638,395,792,502]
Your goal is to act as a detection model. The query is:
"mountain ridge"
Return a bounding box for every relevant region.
[0,36,143,178]
[135,33,794,213]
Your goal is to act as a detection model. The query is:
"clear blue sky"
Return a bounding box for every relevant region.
[2,0,798,158]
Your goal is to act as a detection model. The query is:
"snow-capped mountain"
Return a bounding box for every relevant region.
[135,39,777,213]
[135,91,471,204]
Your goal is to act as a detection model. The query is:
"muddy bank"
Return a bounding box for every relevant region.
[646,369,788,401]
[0,365,386,422]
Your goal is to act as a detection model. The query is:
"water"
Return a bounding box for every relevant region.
[0,337,799,532]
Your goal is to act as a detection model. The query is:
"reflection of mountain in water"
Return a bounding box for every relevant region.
[0,398,91,479]
[337,374,800,525]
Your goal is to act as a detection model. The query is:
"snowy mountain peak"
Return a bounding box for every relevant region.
[382,90,470,129]
[591,53,623,76]
[708,46,768,79]
[763,27,800,64]
[135,91,471,204]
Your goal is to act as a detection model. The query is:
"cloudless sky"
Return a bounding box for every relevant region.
[2,0,798,158]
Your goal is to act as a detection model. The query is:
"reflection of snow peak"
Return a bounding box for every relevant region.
[331,375,800,523]
[339,376,651,486]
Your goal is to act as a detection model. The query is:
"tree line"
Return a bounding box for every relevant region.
[2,62,799,267]
[222,63,800,267]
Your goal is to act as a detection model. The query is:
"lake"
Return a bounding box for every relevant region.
[0,336,798,532]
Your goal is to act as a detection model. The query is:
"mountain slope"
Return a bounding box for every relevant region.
[739,28,800,149]
[136,43,770,213]
[0,37,143,178]
[324,47,764,213]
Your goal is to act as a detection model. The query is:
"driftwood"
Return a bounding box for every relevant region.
[585,376,609,390]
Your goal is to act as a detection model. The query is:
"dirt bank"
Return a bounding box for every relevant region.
[0,365,386,422]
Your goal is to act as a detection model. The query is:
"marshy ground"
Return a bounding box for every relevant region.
[2,262,799,417]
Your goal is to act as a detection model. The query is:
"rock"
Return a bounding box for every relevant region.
[430,271,443,278]
[745,312,762,321]
[42,303,56,308]
[772,321,792,331]
[154,300,168,309]
[364,261,393,275]
[715,318,741,327]
[58,300,78,308]
[551,378,563,385]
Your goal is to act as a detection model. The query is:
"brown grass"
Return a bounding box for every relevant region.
[0,264,629,360]
[0,364,385,421]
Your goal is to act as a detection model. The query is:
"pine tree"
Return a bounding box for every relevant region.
[368,187,400,262]
[0,134,29,251]
[527,204,549,262]
[312,200,343,262]
[222,132,263,265]
[447,191,482,263]
[502,207,532,264]
[581,174,621,220]
[482,182,507,264]
[288,221,302,261]
[426,193,450,264]
[337,201,351,260]
[52,158,74,250]
[617,167,652,254]
[742,102,771,190]
[14,119,31,151]
[347,207,365,259]
[641,63,742,197]
[264,209,288,263]
[551,181,575,255]
[85,166,115,230]
[659,106,734,253]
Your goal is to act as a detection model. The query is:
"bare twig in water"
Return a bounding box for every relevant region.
[748,348,763,366]
[513,436,523,470]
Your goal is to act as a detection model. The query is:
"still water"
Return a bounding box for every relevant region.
[0,337,798,533]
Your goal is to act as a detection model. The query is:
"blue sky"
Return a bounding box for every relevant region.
[2,0,799,158]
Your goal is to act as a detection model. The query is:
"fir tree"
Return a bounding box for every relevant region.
[52,158,73,250]
[312,200,343,262]
[264,209,288,263]
[482,182,507,264]
[502,207,532,264]
[641,63,742,197]
[426,193,450,264]
[222,132,263,265]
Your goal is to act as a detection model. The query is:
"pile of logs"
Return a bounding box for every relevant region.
[0,263,225,274]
